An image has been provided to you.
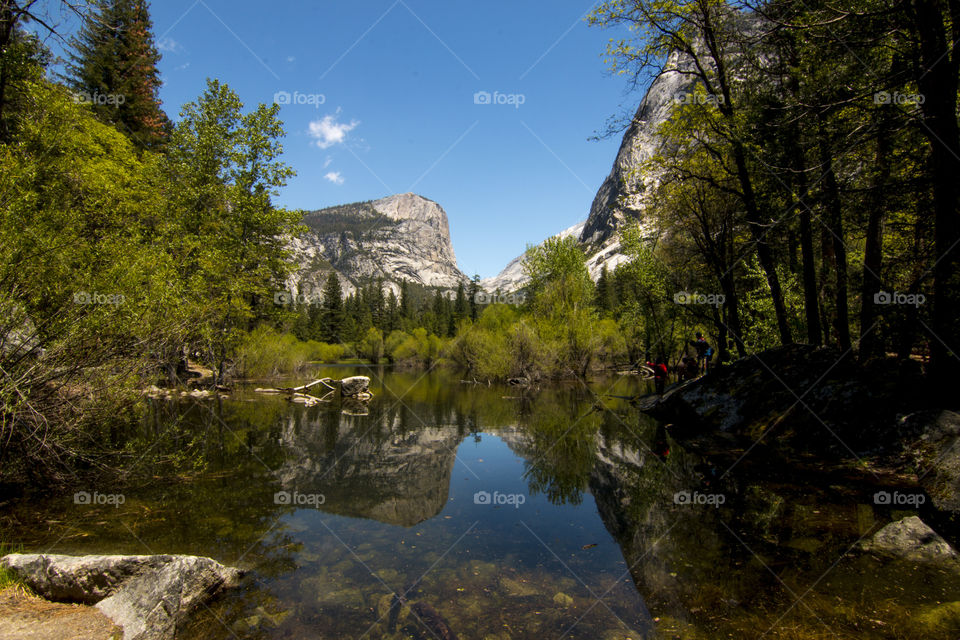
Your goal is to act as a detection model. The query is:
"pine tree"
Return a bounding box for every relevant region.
[468,275,480,320]
[65,0,170,150]
[432,290,448,336]
[596,265,617,314]
[373,277,385,330]
[454,281,468,325]
[399,280,410,317]
[385,290,399,333]
[321,272,343,343]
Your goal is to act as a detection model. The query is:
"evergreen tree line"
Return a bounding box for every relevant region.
[287,274,485,345]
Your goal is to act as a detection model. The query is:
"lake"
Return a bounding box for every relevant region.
[2,366,958,639]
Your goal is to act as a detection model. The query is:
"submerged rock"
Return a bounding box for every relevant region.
[552,592,574,607]
[499,575,539,598]
[859,516,958,563]
[0,553,242,640]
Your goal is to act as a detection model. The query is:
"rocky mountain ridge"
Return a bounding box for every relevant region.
[287,192,468,298]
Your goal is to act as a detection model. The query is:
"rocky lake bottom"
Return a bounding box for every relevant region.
[2,366,959,639]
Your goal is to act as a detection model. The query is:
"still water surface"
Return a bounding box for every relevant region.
[3,366,959,639]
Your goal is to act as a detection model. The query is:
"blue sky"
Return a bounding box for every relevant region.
[37,0,646,278]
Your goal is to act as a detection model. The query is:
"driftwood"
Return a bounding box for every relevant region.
[290,390,336,406]
[254,378,336,395]
[255,377,370,407]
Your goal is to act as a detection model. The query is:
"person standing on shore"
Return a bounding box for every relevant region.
[690,332,710,375]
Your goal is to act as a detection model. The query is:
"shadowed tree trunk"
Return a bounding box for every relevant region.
[911,0,960,388]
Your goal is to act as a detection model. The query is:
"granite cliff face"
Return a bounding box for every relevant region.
[288,192,467,297]
[483,51,698,291]
[579,51,698,248]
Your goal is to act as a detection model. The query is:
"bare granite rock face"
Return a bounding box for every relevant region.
[481,53,697,293]
[288,193,467,298]
[579,51,699,249]
[95,555,242,640]
[0,553,242,640]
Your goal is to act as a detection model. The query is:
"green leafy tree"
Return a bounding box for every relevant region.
[163,78,302,381]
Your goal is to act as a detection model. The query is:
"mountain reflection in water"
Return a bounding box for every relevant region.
[2,366,958,639]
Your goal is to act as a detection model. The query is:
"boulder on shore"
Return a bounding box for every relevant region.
[902,410,960,512]
[640,344,928,457]
[0,553,242,640]
[340,375,370,397]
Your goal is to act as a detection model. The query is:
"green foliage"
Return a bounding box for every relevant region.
[361,326,384,363]
[236,326,312,377]
[524,235,594,316]
[389,328,446,368]
[64,0,171,149]
[163,78,303,380]
[0,543,25,590]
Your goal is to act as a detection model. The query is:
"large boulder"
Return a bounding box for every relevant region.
[859,516,958,563]
[0,554,166,604]
[340,375,370,397]
[902,410,960,512]
[641,344,929,457]
[0,554,242,640]
[96,555,242,640]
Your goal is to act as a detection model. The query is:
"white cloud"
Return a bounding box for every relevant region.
[308,110,359,149]
[158,37,181,53]
[323,156,333,168]
[287,56,296,63]
[324,171,345,185]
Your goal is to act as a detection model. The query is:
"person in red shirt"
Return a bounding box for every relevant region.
[646,356,668,395]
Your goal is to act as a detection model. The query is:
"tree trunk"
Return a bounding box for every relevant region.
[859,120,891,360]
[788,128,823,346]
[731,141,794,345]
[912,0,960,387]
[816,123,852,352]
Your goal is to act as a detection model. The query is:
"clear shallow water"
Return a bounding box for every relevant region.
[2,366,960,639]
